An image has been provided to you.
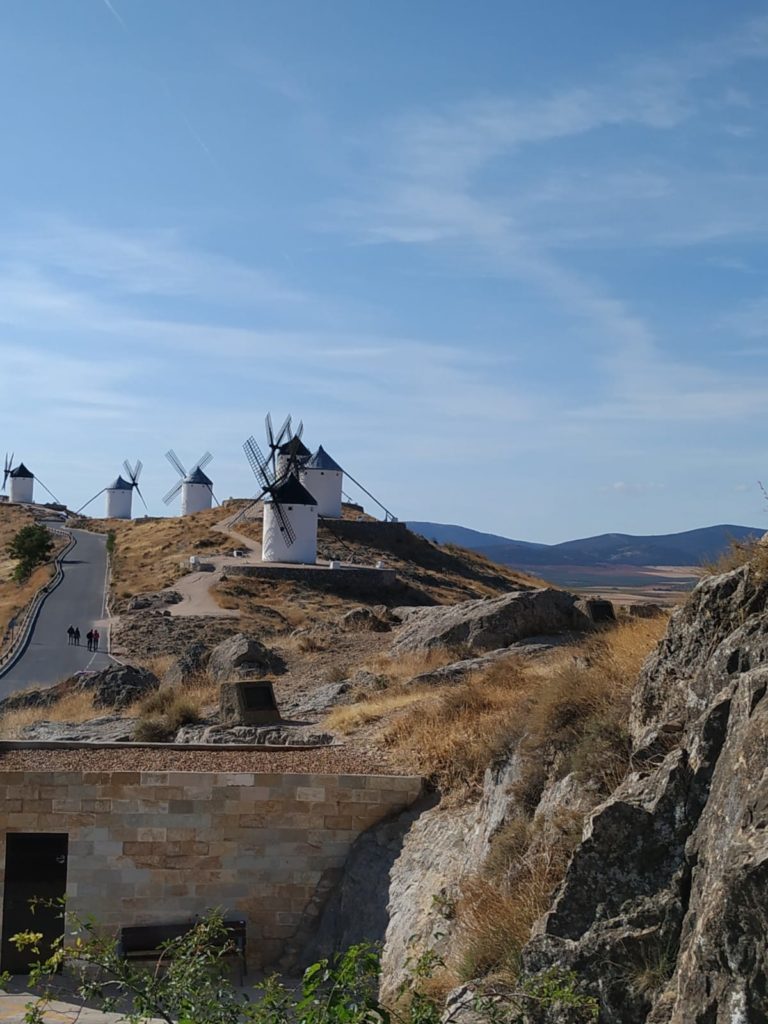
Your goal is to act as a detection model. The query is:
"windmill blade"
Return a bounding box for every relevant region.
[293,420,304,441]
[2,452,13,491]
[274,414,291,447]
[162,479,184,505]
[273,500,296,546]
[265,412,275,449]
[243,436,272,489]
[210,489,220,507]
[134,484,149,511]
[165,449,187,478]
[124,459,143,484]
[194,451,213,472]
[76,488,106,514]
[35,476,62,505]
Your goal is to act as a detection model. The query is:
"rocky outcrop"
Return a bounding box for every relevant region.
[339,607,392,633]
[517,563,768,1022]
[126,590,182,611]
[162,642,209,686]
[174,723,334,745]
[407,637,573,687]
[85,664,159,710]
[0,664,158,715]
[113,613,239,660]
[18,716,136,742]
[206,633,285,681]
[391,590,592,655]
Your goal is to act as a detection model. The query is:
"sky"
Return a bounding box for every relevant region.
[0,1,767,543]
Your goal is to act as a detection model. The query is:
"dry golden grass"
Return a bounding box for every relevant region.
[0,690,100,739]
[382,656,529,793]
[326,688,434,733]
[78,506,235,609]
[361,647,466,685]
[454,811,584,982]
[0,505,61,647]
[331,616,669,798]
[701,535,768,578]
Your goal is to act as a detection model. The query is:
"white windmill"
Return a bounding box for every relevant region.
[76,460,147,519]
[164,450,215,515]
[3,453,60,505]
[299,446,344,518]
[237,436,318,565]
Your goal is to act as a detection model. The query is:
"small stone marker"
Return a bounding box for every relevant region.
[219,679,281,725]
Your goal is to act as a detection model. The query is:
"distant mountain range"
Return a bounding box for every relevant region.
[407,522,765,568]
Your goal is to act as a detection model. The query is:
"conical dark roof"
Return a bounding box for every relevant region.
[108,475,133,491]
[10,462,33,479]
[185,466,213,485]
[270,473,317,506]
[278,436,311,459]
[304,445,342,472]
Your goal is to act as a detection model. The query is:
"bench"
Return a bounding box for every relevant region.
[119,920,247,983]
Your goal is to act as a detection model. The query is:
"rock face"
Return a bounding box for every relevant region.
[163,642,209,687]
[519,563,768,1023]
[391,589,593,655]
[206,633,284,681]
[84,664,159,710]
[407,637,573,687]
[18,716,136,742]
[174,723,334,746]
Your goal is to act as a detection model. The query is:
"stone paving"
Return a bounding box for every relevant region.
[0,990,160,1022]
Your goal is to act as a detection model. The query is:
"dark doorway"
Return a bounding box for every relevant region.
[1,833,68,974]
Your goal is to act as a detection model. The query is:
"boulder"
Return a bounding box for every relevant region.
[81,664,159,710]
[163,642,209,687]
[206,633,284,682]
[406,637,572,687]
[391,589,592,655]
[628,602,665,619]
[126,591,182,611]
[339,607,392,633]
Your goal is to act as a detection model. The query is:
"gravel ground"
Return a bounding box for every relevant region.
[0,745,411,776]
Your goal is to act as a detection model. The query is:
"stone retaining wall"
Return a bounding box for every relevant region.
[0,770,422,967]
[225,563,398,591]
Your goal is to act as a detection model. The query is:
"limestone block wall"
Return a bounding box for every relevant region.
[0,770,422,967]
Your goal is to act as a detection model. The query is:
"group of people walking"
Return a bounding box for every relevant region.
[66,625,100,651]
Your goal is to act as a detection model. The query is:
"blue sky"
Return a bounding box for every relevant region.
[0,1,766,542]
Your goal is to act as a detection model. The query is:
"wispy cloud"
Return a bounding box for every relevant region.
[100,0,126,30]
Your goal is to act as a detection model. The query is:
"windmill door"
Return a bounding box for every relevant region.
[1,833,68,973]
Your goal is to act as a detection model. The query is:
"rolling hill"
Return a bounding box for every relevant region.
[407,522,765,568]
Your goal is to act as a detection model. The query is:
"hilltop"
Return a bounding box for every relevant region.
[408,521,764,567]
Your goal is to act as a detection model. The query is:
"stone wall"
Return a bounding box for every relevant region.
[0,769,422,967]
[225,564,398,592]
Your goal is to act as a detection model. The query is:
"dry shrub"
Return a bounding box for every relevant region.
[382,656,528,793]
[326,689,432,734]
[455,811,584,982]
[0,690,99,739]
[134,687,202,742]
[701,535,768,579]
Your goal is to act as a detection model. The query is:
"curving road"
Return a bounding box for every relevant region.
[0,527,114,698]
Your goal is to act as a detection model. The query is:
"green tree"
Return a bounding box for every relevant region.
[6,524,54,582]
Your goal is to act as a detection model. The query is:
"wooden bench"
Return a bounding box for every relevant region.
[119,920,247,983]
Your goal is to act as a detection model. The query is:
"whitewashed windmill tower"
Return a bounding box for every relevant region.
[300,446,344,518]
[78,460,147,519]
[240,436,318,565]
[3,453,60,505]
[163,450,215,515]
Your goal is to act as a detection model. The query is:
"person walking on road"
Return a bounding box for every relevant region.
[67,625,75,645]
[86,629,93,651]
[74,627,81,646]
[92,628,100,652]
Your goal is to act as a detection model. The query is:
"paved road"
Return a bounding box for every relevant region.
[0,528,113,698]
